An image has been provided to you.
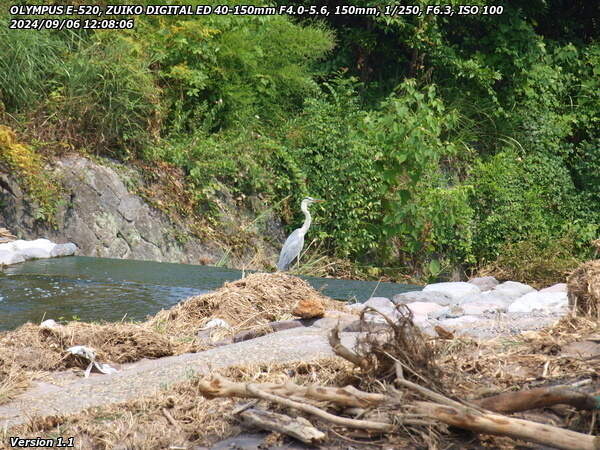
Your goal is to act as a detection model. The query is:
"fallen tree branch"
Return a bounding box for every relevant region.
[394,362,480,412]
[246,383,394,432]
[197,373,386,408]
[328,327,369,370]
[412,401,600,450]
[473,386,600,413]
[239,408,325,445]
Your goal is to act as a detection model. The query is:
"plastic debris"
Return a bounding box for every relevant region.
[200,318,231,330]
[66,345,119,377]
[40,319,59,329]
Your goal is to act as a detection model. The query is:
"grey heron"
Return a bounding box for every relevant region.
[277,197,324,271]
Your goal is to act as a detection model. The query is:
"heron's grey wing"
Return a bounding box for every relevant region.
[277,228,305,271]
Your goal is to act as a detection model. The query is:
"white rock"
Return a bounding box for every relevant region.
[347,302,366,311]
[507,291,568,314]
[540,283,567,293]
[0,249,25,265]
[356,298,397,322]
[392,290,455,306]
[430,305,464,319]
[493,281,536,299]
[423,282,481,301]
[12,238,56,253]
[406,302,446,318]
[461,300,507,315]
[459,290,514,306]
[18,247,52,260]
[363,297,394,310]
[438,315,482,330]
[0,242,16,252]
[0,249,15,265]
[200,318,231,330]
[468,276,499,292]
[40,319,60,329]
[50,242,77,257]
[365,307,398,323]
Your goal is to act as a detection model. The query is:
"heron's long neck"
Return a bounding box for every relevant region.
[299,202,312,234]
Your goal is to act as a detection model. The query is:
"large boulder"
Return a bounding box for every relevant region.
[50,242,77,257]
[468,276,499,292]
[0,249,25,265]
[460,299,508,315]
[422,282,481,302]
[507,291,568,314]
[458,290,514,306]
[540,283,567,293]
[406,302,446,319]
[493,281,536,299]
[392,290,455,306]
[438,315,482,330]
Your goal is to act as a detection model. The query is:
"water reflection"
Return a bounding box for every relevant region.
[0,273,205,330]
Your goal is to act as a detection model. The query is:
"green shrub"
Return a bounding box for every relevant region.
[480,235,582,288]
[277,78,383,257]
[138,14,333,132]
[0,19,62,111]
[469,149,583,262]
[144,129,275,215]
[55,33,160,155]
[361,81,474,266]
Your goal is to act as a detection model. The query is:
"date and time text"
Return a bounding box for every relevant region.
[7,4,504,30]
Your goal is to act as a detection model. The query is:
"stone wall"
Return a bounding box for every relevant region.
[0,156,284,266]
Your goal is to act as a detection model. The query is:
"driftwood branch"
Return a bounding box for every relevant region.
[473,386,600,413]
[392,363,600,450]
[412,401,600,450]
[197,373,386,408]
[239,408,325,445]
[246,383,394,432]
[328,326,369,370]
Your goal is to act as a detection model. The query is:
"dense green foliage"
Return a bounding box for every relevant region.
[1,0,598,279]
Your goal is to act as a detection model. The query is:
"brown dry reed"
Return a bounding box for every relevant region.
[5,358,354,450]
[352,304,442,390]
[567,259,600,318]
[0,273,348,403]
[149,272,349,341]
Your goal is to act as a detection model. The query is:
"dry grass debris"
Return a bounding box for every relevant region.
[149,272,349,343]
[2,274,599,448]
[191,307,599,449]
[0,322,172,372]
[0,273,350,404]
[2,311,599,448]
[4,359,354,449]
[0,322,173,403]
[0,227,16,243]
[567,259,600,318]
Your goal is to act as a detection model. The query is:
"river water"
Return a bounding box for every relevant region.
[0,256,418,331]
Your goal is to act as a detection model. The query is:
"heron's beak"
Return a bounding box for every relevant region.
[314,199,325,203]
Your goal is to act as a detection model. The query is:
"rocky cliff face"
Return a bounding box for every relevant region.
[0,156,284,267]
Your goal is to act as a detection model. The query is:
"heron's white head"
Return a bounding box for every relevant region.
[302,197,325,207]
